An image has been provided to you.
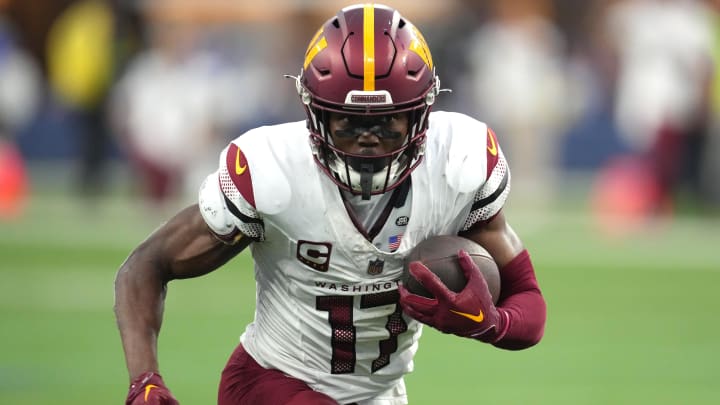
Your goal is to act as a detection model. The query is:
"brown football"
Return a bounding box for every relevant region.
[403,235,501,304]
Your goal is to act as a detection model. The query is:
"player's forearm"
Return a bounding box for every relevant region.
[494,289,546,350]
[493,250,546,350]
[114,251,168,381]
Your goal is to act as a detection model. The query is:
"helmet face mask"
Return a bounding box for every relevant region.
[331,112,407,140]
[293,3,441,199]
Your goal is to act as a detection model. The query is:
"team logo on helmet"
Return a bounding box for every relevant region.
[409,26,433,69]
[304,27,327,69]
[346,90,391,105]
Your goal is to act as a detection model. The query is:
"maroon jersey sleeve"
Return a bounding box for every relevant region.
[461,127,511,231]
[199,142,265,244]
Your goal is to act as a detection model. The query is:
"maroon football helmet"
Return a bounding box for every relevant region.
[290,4,443,199]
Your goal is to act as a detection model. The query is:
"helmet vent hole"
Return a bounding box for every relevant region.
[398,19,406,29]
[408,69,419,77]
[332,18,340,28]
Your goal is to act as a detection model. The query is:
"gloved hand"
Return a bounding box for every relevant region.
[126,372,179,405]
[399,250,506,343]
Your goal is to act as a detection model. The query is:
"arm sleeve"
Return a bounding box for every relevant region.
[493,250,547,350]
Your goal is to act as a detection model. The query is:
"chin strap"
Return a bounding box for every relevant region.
[359,163,374,200]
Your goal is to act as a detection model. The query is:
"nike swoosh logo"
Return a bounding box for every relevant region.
[144,384,158,401]
[450,308,484,323]
[235,147,247,175]
[487,129,498,156]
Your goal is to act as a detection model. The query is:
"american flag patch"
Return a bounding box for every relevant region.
[388,234,403,251]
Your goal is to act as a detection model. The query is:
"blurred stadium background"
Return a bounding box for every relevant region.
[1,0,719,403]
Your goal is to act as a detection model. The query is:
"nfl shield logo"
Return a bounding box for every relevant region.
[367,258,384,275]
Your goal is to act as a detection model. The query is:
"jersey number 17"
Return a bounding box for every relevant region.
[316,290,408,374]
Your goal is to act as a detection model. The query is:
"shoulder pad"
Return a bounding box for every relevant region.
[439,112,488,193]
[228,128,292,215]
[198,173,238,239]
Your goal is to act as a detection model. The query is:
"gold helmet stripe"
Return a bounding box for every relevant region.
[363,4,375,91]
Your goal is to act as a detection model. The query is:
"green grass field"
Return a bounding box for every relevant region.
[1,190,719,404]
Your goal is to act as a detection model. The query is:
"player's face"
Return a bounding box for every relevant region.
[328,112,410,156]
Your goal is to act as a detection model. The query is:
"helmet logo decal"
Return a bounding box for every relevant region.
[345,90,392,105]
[304,28,327,69]
[409,26,433,69]
[363,3,376,91]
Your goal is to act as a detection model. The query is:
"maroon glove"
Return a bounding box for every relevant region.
[126,372,179,405]
[399,250,508,343]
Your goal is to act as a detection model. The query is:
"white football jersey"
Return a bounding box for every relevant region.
[198,111,511,404]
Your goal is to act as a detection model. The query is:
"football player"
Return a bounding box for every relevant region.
[115,4,546,405]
